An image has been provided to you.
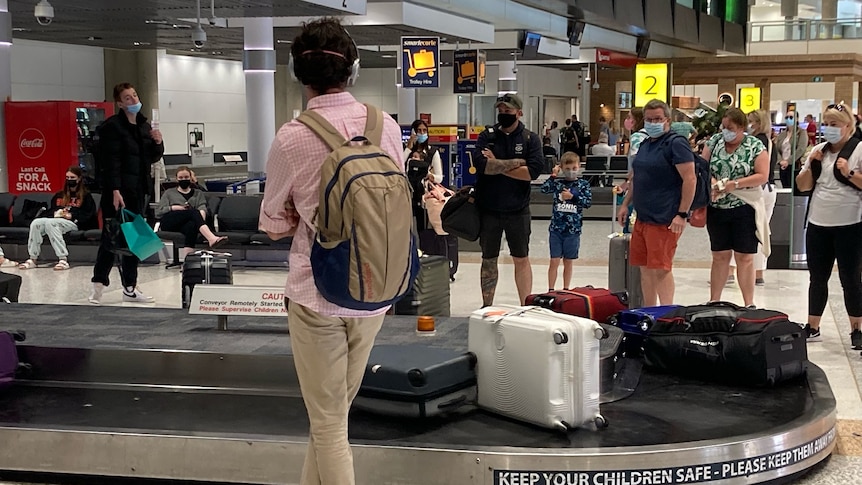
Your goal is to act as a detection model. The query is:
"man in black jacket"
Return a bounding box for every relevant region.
[474,94,544,306]
[89,82,164,305]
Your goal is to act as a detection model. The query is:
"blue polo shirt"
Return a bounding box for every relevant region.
[631,132,694,225]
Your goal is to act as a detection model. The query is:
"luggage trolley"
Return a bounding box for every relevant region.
[404,49,436,78]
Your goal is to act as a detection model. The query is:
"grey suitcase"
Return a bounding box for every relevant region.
[392,255,450,316]
[608,234,643,309]
[354,345,477,418]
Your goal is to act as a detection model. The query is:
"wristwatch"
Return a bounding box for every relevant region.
[676,211,690,220]
[847,170,856,179]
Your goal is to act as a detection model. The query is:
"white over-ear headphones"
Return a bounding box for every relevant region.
[288,26,360,87]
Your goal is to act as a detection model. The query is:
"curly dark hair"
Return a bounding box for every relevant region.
[291,18,358,94]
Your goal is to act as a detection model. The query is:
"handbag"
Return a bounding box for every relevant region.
[423,181,454,236]
[118,209,164,260]
[440,186,481,241]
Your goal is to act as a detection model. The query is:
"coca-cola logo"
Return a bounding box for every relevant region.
[19,128,46,159]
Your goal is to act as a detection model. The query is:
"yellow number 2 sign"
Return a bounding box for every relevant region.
[739,87,762,113]
[634,63,669,108]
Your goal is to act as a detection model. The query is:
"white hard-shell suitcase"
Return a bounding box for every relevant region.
[468,305,607,431]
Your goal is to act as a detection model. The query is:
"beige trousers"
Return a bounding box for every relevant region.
[288,300,384,485]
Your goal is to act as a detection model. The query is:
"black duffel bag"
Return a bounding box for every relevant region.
[643,302,807,387]
[441,186,481,242]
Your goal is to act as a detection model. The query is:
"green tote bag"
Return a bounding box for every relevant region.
[119,209,164,261]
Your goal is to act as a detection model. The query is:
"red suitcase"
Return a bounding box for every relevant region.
[525,288,628,324]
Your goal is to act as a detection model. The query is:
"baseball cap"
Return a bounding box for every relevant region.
[495,94,523,110]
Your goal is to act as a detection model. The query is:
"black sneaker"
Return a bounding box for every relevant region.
[851,329,862,350]
[805,324,822,341]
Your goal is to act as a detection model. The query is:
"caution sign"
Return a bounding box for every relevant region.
[402,36,439,88]
[453,49,486,94]
[493,426,835,485]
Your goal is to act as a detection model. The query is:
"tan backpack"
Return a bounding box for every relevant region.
[297,105,419,310]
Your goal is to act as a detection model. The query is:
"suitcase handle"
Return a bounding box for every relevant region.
[437,395,469,410]
[772,333,801,343]
[487,305,606,340]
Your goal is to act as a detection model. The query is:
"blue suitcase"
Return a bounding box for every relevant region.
[609,305,681,357]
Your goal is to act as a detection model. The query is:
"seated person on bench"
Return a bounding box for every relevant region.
[156,166,227,260]
[18,166,97,271]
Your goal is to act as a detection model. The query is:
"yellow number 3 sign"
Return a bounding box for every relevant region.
[634,63,669,108]
[739,87,761,113]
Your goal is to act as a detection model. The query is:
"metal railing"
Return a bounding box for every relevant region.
[749,18,862,42]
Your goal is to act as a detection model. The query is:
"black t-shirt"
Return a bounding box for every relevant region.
[474,122,544,213]
[755,133,777,185]
[180,189,195,202]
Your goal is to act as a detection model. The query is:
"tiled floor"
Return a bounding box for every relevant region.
[1,220,861,484]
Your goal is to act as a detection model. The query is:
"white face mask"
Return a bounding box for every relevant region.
[823,126,844,144]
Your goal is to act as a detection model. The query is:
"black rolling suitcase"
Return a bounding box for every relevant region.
[392,255,450,316]
[182,251,233,308]
[0,272,22,303]
[353,345,477,418]
[644,302,808,387]
[418,229,459,280]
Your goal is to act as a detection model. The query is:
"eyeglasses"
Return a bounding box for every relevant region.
[644,117,666,124]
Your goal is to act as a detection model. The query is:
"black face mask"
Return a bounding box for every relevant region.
[66,180,78,190]
[498,113,518,128]
[178,180,192,189]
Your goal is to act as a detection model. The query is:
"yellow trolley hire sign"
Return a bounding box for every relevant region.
[402,37,439,88]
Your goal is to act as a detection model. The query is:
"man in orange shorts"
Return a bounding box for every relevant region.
[617,99,696,306]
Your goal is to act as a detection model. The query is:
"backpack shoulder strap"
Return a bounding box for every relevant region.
[837,136,861,160]
[296,110,346,151]
[363,104,384,147]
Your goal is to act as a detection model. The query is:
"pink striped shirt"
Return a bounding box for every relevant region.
[259,92,405,317]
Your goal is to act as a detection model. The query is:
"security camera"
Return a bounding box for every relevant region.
[34,0,54,26]
[592,81,600,91]
[512,66,519,74]
[192,25,206,48]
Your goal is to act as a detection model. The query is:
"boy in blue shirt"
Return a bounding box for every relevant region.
[540,152,592,291]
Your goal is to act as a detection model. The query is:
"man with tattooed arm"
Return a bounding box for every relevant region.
[473,94,544,306]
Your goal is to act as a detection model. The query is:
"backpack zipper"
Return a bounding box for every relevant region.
[322,152,391,228]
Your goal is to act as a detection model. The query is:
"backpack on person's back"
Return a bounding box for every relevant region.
[660,133,711,211]
[297,105,419,311]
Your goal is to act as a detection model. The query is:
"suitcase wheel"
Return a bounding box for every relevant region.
[594,415,609,429]
[553,331,569,345]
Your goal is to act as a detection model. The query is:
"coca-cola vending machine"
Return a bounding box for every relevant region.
[5,101,115,194]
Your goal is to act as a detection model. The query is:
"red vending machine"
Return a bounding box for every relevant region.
[5,101,115,194]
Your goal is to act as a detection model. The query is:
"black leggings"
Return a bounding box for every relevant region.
[806,222,862,317]
[160,209,206,248]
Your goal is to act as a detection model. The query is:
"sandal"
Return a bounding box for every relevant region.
[18,259,36,270]
[54,260,70,271]
[209,236,228,249]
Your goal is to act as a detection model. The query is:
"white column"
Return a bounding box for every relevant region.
[0,1,11,193]
[822,0,838,39]
[243,18,276,179]
[781,0,798,40]
[497,61,517,94]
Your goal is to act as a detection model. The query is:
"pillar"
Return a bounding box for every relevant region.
[781,0,798,40]
[0,1,11,193]
[243,18,276,179]
[717,78,736,104]
[497,61,517,95]
[757,78,771,114]
[834,76,856,107]
[822,0,838,39]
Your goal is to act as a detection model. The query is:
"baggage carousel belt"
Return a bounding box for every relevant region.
[0,365,821,450]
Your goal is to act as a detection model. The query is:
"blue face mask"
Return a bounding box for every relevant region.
[722,128,738,143]
[823,126,843,144]
[416,133,429,143]
[785,117,796,126]
[126,102,142,114]
[644,122,666,138]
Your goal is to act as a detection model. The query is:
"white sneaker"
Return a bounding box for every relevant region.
[88,283,104,305]
[123,286,155,303]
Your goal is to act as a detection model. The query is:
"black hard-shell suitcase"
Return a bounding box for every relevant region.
[354,344,477,418]
[0,272,22,303]
[392,255,450,316]
[599,323,623,395]
[418,229,459,279]
[644,302,808,387]
[182,251,233,308]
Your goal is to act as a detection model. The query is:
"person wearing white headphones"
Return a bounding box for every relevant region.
[259,18,403,485]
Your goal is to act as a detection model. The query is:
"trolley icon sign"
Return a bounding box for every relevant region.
[401,36,439,88]
[405,49,436,78]
[456,59,475,84]
[453,49,486,94]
